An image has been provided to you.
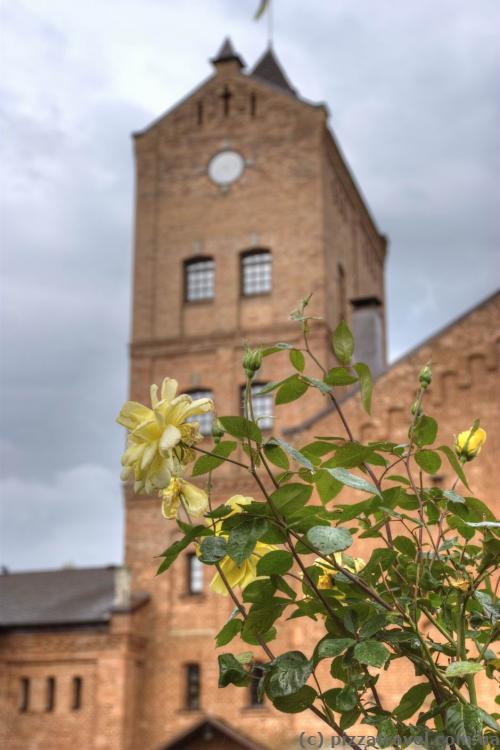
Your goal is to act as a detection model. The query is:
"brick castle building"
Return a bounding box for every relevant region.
[1,39,498,750]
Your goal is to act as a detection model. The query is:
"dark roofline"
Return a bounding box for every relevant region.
[283,287,500,436]
[158,716,269,750]
[0,564,119,577]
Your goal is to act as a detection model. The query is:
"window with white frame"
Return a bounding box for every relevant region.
[187,553,204,595]
[185,389,213,437]
[241,383,273,431]
[184,257,214,302]
[241,250,272,296]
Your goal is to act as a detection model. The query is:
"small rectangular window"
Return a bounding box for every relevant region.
[187,553,204,595]
[249,663,264,707]
[19,677,30,713]
[241,384,273,431]
[185,389,213,437]
[241,251,272,296]
[71,676,83,711]
[45,676,56,712]
[185,258,214,302]
[185,664,200,710]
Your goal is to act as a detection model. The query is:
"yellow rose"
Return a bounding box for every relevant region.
[208,495,276,595]
[160,477,208,520]
[314,553,365,590]
[116,377,213,494]
[455,425,487,462]
[449,577,471,593]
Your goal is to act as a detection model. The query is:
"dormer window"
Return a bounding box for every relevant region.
[241,250,272,296]
[184,257,214,302]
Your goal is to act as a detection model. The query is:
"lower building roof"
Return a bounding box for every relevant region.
[0,565,148,629]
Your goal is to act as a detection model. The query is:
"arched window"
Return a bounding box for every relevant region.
[71,676,83,711]
[184,257,214,302]
[241,249,272,296]
[240,383,273,431]
[45,676,56,712]
[185,389,214,437]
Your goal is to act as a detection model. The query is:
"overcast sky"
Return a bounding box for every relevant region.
[1,0,499,572]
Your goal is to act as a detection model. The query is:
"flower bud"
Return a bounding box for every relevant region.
[243,346,263,379]
[419,362,432,390]
[455,424,487,462]
[211,418,225,443]
[411,400,423,417]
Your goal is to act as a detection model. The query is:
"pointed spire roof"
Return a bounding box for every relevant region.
[251,47,297,96]
[211,37,245,69]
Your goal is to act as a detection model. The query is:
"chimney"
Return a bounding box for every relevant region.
[351,297,385,377]
[113,566,131,610]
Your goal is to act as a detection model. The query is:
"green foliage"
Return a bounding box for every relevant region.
[332,320,354,365]
[144,304,498,745]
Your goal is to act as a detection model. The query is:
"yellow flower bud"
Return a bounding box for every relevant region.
[419,362,432,389]
[243,346,263,379]
[455,425,487,462]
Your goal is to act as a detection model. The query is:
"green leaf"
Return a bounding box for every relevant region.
[275,375,309,405]
[445,703,483,750]
[336,686,358,712]
[393,535,416,557]
[256,550,293,576]
[198,535,227,564]
[415,449,442,475]
[156,524,207,575]
[218,416,262,444]
[316,637,356,662]
[439,445,470,490]
[267,651,312,698]
[353,362,373,414]
[443,489,465,504]
[445,661,484,678]
[270,483,313,515]
[327,467,380,496]
[413,415,438,447]
[465,521,500,529]
[359,614,388,639]
[272,685,316,713]
[270,438,314,470]
[263,441,290,470]
[289,348,305,372]
[191,441,237,477]
[353,640,390,668]
[215,618,243,647]
[332,320,354,365]
[377,719,399,748]
[324,367,358,386]
[218,653,250,687]
[226,517,268,565]
[393,683,432,720]
[314,469,344,503]
[301,375,333,394]
[305,525,353,554]
[241,604,282,641]
[325,442,374,469]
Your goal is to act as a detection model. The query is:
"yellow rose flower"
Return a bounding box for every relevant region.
[314,553,365,590]
[207,495,277,596]
[449,577,471,593]
[455,425,486,462]
[209,539,276,596]
[160,477,208,520]
[116,377,213,494]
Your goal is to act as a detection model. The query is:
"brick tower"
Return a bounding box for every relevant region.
[125,39,387,749]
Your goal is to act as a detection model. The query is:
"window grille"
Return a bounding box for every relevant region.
[185,389,213,437]
[185,664,200,710]
[241,250,272,296]
[187,553,204,595]
[185,258,214,302]
[241,383,273,431]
